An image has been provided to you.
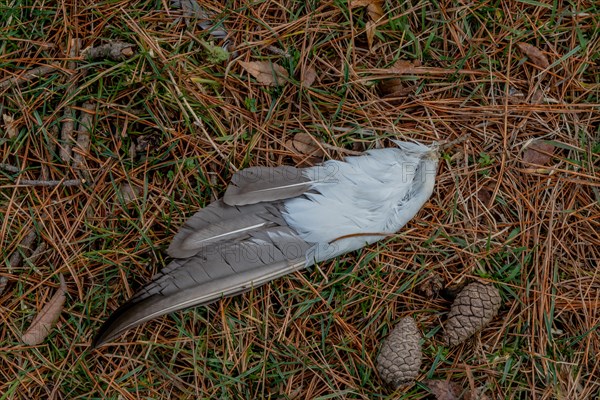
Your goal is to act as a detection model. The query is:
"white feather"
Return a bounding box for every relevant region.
[283,143,438,263]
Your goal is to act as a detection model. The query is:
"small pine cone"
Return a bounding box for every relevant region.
[443,282,501,346]
[376,317,422,387]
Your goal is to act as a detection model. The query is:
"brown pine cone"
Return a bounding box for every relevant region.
[376,317,422,387]
[443,282,501,346]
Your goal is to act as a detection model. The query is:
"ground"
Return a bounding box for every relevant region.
[1,0,599,399]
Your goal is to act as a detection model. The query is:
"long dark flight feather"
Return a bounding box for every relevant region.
[93,207,312,347]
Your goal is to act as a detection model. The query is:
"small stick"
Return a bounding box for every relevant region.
[72,102,95,173]
[8,230,37,270]
[27,242,47,266]
[81,42,135,61]
[0,65,61,89]
[0,163,20,173]
[0,277,7,296]
[16,178,84,187]
[437,134,471,151]
[266,45,291,58]
[60,38,81,164]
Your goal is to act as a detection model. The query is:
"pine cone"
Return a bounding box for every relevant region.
[376,317,422,387]
[443,282,501,346]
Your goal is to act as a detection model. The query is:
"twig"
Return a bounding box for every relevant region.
[266,45,291,58]
[16,178,84,187]
[0,277,7,296]
[72,102,94,175]
[8,230,37,271]
[27,242,47,266]
[81,42,135,61]
[60,38,81,164]
[0,163,20,173]
[0,65,61,89]
[437,134,471,151]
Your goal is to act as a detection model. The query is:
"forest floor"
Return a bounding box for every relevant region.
[1,0,599,399]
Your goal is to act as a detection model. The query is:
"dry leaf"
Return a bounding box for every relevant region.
[390,59,422,74]
[517,43,550,69]
[522,140,555,166]
[530,87,544,104]
[172,0,201,23]
[9,229,37,270]
[285,132,325,166]
[350,0,383,48]
[424,379,462,400]
[22,274,67,345]
[350,0,383,20]
[302,66,317,87]
[365,21,376,50]
[349,0,372,7]
[239,61,289,86]
[477,185,493,206]
[378,80,416,99]
[289,132,324,157]
[2,114,18,138]
[119,182,142,204]
[367,1,384,21]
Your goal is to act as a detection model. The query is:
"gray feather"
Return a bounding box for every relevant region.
[223,166,311,206]
[93,210,312,347]
[167,200,286,258]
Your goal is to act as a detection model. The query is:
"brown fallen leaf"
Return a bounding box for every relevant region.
[2,114,18,138]
[119,182,142,204]
[367,0,384,21]
[378,59,420,101]
[302,65,317,87]
[349,0,372,8]
[22,274,67,345]
[285,132,325,166]
[239,61,289,86]
[350,0,383,20]
[424,379,462,400]
[365,21,376,50]
[8,229,37,270]
[530,87,544,104]
[289,132,324,157]
[477,185,494,207]
[390,59,422,74]
[378,79,417,99]
[522,140,555,167]
[517,43,550,69]
[350,0,383,49]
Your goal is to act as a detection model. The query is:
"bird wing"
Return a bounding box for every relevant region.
[223,165,312,206]
[93,220,312,347]
[93,167,317,347]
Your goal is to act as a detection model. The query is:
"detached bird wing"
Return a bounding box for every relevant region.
[94,167,317,347]
[223,166,312,206]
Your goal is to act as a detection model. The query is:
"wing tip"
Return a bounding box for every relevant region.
[91,298,144,348]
